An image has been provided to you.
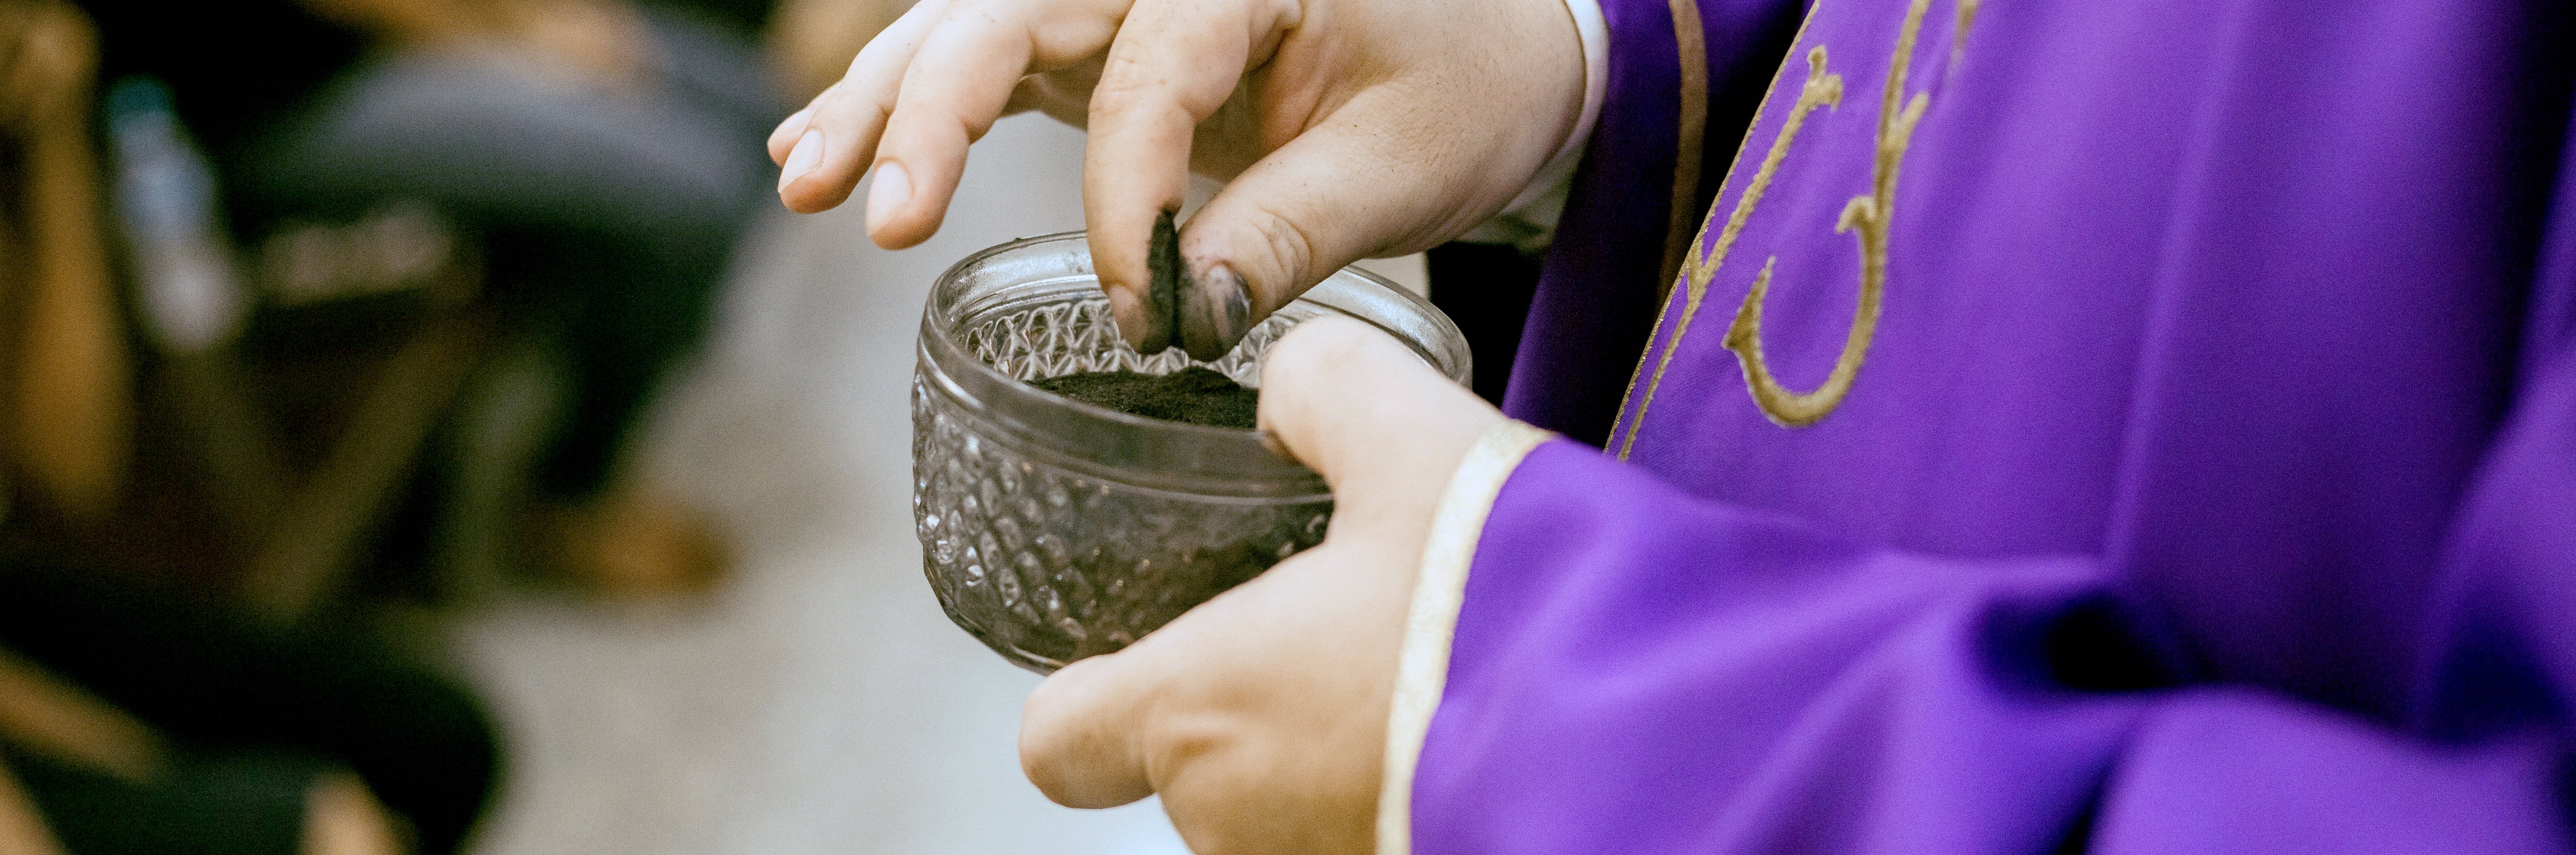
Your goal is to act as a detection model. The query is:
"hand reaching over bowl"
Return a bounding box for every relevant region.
[771,0,1585,359]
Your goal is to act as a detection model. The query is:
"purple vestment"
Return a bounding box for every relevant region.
[1412,0,2576,851]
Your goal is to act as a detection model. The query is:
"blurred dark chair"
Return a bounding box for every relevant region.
[2,5,498,853]
[82,0,786,617]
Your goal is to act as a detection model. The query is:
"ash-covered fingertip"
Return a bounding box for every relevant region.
[1134,209,1182,355]
[1178,263,1251,362]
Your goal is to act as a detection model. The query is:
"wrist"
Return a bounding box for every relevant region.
[1512,0,1606,212]
[1461,0,1603,253]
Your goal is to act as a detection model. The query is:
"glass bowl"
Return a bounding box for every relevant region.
[912,232,1470,673]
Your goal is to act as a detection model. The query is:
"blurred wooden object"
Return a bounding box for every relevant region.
[0,647,163,784]
[300,772,405,855]
[236,296,487,623]
[172,205,491,623]
[768,0,908,101]
[0,0,488,623]
[0,761,66,855]
[1,0,130,522]
[0,649,406,855]
[297,0,655,87]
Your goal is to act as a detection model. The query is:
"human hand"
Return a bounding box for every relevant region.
[768,0,1583,357]
[1016,317,1503,854]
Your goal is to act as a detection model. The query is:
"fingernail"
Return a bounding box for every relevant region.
[1178,263,1251,362]
[772,107,813,145]
[866,160,912,225]
[779,130,824,191]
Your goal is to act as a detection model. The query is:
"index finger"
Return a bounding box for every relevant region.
[774,0,942,213]
[868,0,1140,247]
[1081,0,1291,350]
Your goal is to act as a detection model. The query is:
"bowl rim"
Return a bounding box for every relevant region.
[918,231,1468,497]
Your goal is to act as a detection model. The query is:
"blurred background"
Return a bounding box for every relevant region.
[0,0,1438,852]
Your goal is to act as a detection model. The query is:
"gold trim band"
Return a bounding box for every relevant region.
[1659,0,1712,294]
[1375,420,1558,855]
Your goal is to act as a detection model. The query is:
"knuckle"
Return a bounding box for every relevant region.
[1088,47,1200,126]
[928,0,997,30]
[1085,65,1163,123]
[1136,706,1240,791]
[1263,317,1375,397]
[1285,315,1379,360]
[817,91,890,140]
[878,116,964,166]
[1238,202,1319,297]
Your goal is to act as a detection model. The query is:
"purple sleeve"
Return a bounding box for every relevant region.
[1412,408,2576,853]
[1422,112,2576,842]
[1407,9,2576,850]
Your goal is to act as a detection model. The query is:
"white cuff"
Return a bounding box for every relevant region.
[1464,0,1607,251]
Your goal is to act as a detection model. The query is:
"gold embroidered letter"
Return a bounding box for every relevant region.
[1615,0,1976,450]
[1724,0,1941,426]
[1618,46,1842,457]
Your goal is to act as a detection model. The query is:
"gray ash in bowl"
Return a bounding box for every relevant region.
[1030,366,1259,430]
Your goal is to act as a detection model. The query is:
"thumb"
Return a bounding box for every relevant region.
[1257,317,1500,529]
[1174,94,1500,361]
[1020,652,1161,809]
[1079,0,1275,356]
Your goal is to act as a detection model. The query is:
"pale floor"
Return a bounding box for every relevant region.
[446,115,1424,855]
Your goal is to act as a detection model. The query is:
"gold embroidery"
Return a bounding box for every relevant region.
[1609,2,1828,451]
[1620,45,1843,456]
[1726,0,1945,426]
[1659,0,1712,294]
[1953,0,1982,67]
[1617,0,1972,449]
